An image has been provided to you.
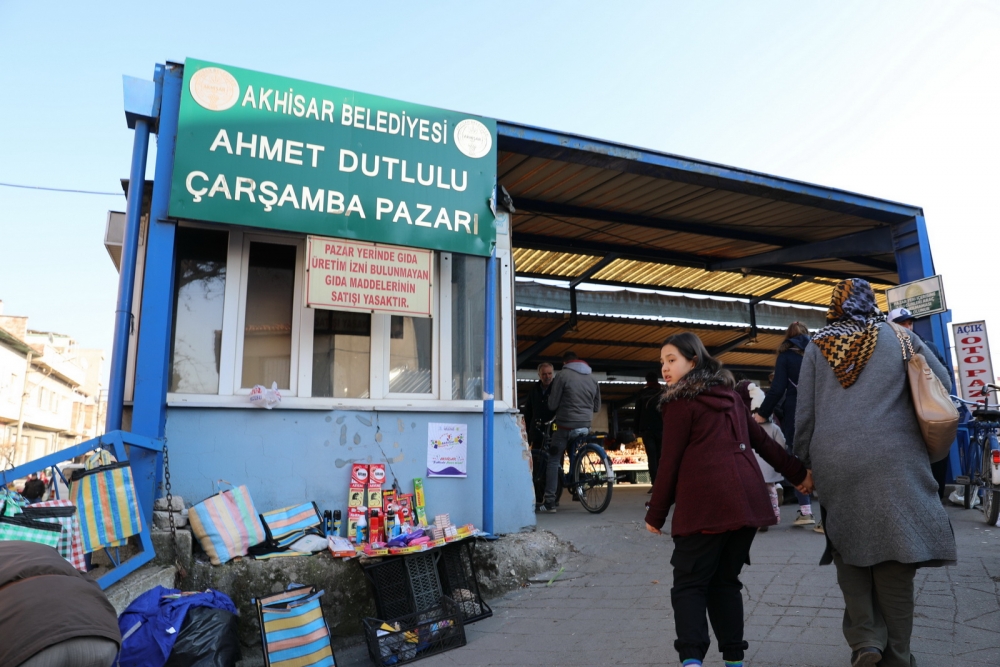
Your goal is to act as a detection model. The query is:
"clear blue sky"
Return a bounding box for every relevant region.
[1,1,998,379]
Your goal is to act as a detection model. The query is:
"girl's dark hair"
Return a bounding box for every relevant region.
[661,332,734,388]
[777,321,810,357]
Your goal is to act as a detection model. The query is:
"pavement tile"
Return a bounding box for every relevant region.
[335,489,1000,667]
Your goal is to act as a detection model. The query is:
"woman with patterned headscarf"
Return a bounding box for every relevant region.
[794,278,956,667]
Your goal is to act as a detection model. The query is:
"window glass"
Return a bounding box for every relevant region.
[451,255,502,400]
[313,310,371,398]
[242,242,296,389]
[389,316,433,394]
[169,228,228,393]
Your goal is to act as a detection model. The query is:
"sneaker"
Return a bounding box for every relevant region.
[775,484,784,507]
[850,647,881,666]
[793,511,816,526]
[814,522,825,534]
[538,503,557,513]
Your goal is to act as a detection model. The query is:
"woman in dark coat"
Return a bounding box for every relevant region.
[756,322,815,526]
[645,332,812,667]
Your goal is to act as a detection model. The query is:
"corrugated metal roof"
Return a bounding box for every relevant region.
[501,121,914,373]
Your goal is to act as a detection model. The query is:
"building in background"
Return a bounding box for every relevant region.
[0,300,106,468]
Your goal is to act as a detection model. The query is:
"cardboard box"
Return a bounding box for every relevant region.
[382,489,396,513]
[414,507,428,527]
[367,488,383,510]
[348,488,365,507]
[413,477,425,509]
[369,463,386,488]
[398,494,415,524]
[350,463,369,489]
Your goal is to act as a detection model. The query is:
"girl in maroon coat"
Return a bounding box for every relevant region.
[645,332,813,667]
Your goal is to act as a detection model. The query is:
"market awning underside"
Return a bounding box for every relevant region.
[498,121,922,385]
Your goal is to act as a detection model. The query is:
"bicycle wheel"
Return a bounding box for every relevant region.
[573,444,613,514]
[981,441,999,524]
[984,490,1000,525]
[966,436,983,510]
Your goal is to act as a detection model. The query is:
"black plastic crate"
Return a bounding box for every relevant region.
[362,551,442,620]
[437,541,492,624]
[363,596,466,666]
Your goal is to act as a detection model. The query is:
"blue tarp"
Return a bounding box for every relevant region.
[117,586,238,667]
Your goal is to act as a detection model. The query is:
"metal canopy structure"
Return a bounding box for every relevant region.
[498,121,940,380]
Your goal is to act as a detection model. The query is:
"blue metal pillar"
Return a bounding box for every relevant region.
[107,75,160,431]
[892,214,960,479]
[130,62,184,525]
[482,249,497,535]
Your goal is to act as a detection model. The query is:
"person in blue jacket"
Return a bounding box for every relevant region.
[755,322,816,527]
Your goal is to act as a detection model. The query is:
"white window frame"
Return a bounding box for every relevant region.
[166,225,514,412]
[232,232,305,396]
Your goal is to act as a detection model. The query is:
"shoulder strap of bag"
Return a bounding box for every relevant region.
[888,321,914,362]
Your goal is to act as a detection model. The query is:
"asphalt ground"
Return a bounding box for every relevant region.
[337,484,1000,667]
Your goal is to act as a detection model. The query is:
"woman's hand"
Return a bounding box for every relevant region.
[645,522,662,535]
[753,413,767,424]
[795,469,814,495]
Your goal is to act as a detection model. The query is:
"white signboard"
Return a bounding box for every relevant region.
[886,275,947,319]
[952,321,994,403]
[306,236,432,317]
[427,422,467,478]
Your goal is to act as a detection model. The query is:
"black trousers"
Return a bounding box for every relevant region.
[671,527,756,663]
[641,430,662,485]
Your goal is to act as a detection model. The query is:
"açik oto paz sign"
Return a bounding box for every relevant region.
[169,59,497,256]
[952,321,994,404]
[306,236,432,317]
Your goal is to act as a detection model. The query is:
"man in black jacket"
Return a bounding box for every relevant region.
[522,363,556,507]
[522,362,556,449]
[634,371,663,490]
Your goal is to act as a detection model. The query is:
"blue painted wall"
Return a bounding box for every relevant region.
[163,408,536,535]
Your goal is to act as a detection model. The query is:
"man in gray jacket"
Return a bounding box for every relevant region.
[540,352,601,512]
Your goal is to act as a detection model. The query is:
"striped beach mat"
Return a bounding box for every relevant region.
[251,503,324,559]
[70,452,143,553]
[256,585,337,667]
[188,483,266,565]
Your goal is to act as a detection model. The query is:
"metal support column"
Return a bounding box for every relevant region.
[892,214,959,480]
[482,249,497,535]
[130,63,183,526]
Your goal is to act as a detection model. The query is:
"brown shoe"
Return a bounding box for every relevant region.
[851,647,881,666]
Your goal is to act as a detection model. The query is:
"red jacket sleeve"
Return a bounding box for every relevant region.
[644,401,692,530]
[744,404,806,484]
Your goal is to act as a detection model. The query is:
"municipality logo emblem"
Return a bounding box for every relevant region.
[189,67,240,112]
[453,119,492,159]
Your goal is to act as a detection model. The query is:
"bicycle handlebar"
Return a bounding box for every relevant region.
[950,395,1000,410]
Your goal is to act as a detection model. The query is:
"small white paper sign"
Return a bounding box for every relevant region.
[427,422,468,478]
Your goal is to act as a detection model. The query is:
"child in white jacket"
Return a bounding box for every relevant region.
[736,381,784,527]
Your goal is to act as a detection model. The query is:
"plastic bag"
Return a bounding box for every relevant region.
[164,606,241,667]
[249,381,281,409]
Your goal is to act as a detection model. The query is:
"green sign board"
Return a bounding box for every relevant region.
[169,59,497,256]
[885,275,947,319]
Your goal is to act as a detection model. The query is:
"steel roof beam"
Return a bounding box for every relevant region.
[709,227,896,272]
[514,234,892,284]
[516,272,817,305]
[515,252,620,366]
[516,198,796,248]
[498,123,922,224]
[518,335,779,354]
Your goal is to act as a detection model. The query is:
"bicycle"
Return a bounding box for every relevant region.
[533,419,615,513]
[952,386,1000,525]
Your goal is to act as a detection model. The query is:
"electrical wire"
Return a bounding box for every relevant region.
[0,182,122,196]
